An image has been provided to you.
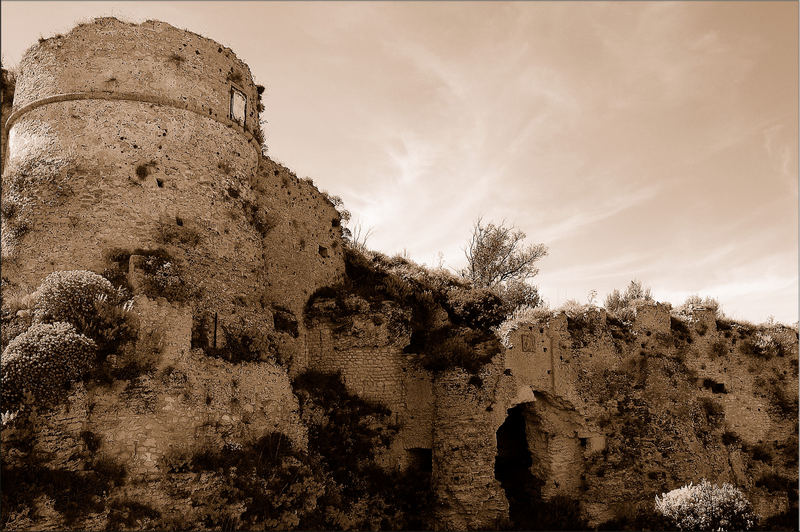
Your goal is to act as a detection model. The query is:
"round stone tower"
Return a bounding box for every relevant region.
[2,18,269,327]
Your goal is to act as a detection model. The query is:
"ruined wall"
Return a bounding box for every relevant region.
[465,304,798,528]
[28,297,307,478]
[304,298,435,466]
[251,157,346,323]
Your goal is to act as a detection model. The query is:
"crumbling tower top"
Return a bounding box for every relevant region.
[6,17,262,152]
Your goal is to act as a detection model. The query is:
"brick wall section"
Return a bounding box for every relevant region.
[305,302,435,463]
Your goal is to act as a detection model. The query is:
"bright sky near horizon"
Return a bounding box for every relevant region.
[2,1,798,324]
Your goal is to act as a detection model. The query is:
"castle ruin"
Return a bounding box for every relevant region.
[1,18,797,531]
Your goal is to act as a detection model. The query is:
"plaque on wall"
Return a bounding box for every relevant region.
[521,334,535,352]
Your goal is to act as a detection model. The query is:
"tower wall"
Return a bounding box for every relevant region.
[8,17,261,141]
[2,18,266,328]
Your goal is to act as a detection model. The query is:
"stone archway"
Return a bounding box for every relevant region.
[494,403,540,529]
[494,400,588,530]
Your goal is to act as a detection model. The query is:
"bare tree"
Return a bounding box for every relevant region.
[460,218,548,288]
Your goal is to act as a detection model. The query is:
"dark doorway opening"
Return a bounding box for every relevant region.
[494,404,586,530]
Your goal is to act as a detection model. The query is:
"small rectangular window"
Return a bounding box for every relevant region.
[230,87,246,126]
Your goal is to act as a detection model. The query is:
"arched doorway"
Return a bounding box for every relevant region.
[494,403,586,530]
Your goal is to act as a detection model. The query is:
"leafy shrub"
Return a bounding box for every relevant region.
[680,295,722,317]
[444,286,507,329]
[739,332,783,360]
[80,296,138,359]
[670,316,693,345]
[33,270,115,326]
[189,434,327,530]
[104,248,191,302]
[605,280,653,314]
[1,312,30,352]
[30,270,136,360]
[409,327,499,373]
[654,479,756,531]
[495,280,543,312]
[710,339,728,358]
[1,322,96,408]
[94,329,162,384]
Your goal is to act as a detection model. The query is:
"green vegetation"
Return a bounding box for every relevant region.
[1,270,138,409]
[104,248,191,302]
[33,270,115,326]
[604,279,653,318]
[306,247,504,373]
[460,218,547,312]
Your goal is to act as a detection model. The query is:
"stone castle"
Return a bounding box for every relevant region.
[1,18,798,531]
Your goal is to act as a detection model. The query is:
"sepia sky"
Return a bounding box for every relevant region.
[2,1,797,324]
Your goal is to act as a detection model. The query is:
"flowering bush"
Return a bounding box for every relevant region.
[654,479,756,531]
[31,270,136,358]
[1,322,97,408]
[33,270,115,326]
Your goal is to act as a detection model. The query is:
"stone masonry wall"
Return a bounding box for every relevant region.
[304,301,435,466]
[30,297,307,478]
[1,18,347,361]
[10,17,261,138]
[486,305,797,527]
